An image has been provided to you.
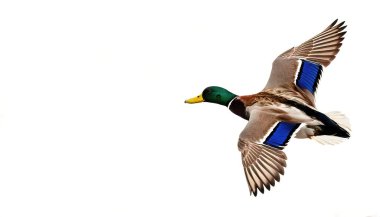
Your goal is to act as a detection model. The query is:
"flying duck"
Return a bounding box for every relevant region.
[185,19,350,196]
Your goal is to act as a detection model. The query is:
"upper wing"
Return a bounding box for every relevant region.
[238,107,300,196]
[264,19,346,97]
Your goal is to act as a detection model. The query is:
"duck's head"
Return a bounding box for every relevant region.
[185,86,237,107]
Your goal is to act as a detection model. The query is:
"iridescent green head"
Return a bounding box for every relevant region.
[185,86,237,106]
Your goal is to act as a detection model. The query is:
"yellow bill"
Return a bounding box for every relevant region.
[185,94,204,104]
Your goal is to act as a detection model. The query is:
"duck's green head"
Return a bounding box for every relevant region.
[185,86,237,107]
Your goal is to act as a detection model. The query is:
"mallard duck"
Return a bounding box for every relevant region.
[185,19,351,196]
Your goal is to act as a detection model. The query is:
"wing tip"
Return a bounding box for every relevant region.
[328,19,347,31]
[330,19,338,27]
[242,144,288,196]
[337,20,346,28]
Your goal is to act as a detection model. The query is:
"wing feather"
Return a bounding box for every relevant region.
[239,140,287,196]
[264,20,347,105]
[238,107,298,196]
[264,19,346,103]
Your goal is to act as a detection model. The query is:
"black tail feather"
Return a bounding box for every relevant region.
[310,124,350,138]
[286,100,350,138]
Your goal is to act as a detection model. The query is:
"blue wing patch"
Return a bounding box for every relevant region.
[296,60,323,94]
[264,122,300,149]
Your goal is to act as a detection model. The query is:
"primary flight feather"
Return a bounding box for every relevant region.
[185,19,350,196]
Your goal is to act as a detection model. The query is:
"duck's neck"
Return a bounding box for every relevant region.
[228,97,249,120]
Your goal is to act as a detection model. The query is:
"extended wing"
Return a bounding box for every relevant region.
[238,106,300,196]
[264,19,346,102]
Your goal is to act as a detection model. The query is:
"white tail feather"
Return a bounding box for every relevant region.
[311,135,345,145]
[310,111,351,145]
[325,111,351,132]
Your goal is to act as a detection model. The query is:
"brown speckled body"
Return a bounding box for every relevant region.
[239,85,314,107]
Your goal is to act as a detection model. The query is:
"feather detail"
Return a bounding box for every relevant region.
[239,139,287,196]
[296,111,351,145]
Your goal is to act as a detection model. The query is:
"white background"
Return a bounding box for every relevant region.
[0,0,379,216]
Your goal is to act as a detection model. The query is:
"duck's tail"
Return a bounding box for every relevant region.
[296,111,351,145]
[324,111,351,132]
